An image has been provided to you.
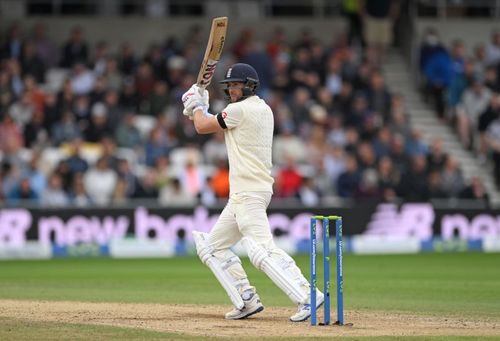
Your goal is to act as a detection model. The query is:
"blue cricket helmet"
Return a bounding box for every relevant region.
[220,63,259,99]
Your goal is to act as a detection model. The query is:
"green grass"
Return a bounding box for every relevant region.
[0,317,194,341]
[2,317,496,341]
[0,253,499,318]
[0,253,499,339]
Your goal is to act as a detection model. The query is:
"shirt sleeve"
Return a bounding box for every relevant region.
[216,103,244,130]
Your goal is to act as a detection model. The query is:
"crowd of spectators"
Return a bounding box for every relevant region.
[0,20,489,208]
[419,28,500,190]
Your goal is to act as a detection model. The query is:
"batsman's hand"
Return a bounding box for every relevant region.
[182,84,209,118]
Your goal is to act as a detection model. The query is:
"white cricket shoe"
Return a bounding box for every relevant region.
[225,293,264,320]
[289,290,324,322]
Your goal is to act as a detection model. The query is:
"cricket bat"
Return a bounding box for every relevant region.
[197,16,228,90]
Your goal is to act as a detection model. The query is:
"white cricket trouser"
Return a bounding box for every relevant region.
[206,191,309,297]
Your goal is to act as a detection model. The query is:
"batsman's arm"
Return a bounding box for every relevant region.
[192,108,224,134]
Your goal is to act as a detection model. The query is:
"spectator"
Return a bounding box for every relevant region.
[298,177,320,207]
[478,94,500,162]
[441,156,465,197]
[104,57,123,91]
[20,41,46,83]
[43,92,62,131]
[41,173,69,207]
[388,95,411,137]
[91,41,109,75]
[148,81,169,116]
[377,155,399,199]
[83,157,117,206]
[389,133,410,174]
[119,77,139,111]
[70,173,92,207]
[290,87,314,127]
[362,0,399,64]
[8,92,34,130]
[289,48,320,91]
[89,76,107,104]
[327,115,346,147]
[405,128,428,157]
[485,30,500,66]
[484,66,500,92]
[115,112,143,149]
[355,168,382,199]
[24,155,46,197]
[30,23,57,68]
[342,0,364,46]
[84,102,113,142]
[423,44,452,119]
[144,126,170,167]
[0,70,13,114]
[337,154,361,197]
[372,126,392,158]
[111,177,129,205]
[7,177,38,203]
[51,110,82,146]
[427,138,448,172]
[366,71,391,119]
[209,159,230,198]
[397,155,429,201]
[1,23,23,60]
[0,114,24,151]
[427,170,448,199]
[448,59,475,116]
[419,28,444,74]
[118,42,137,76]
[323,145,347,193]
[57,79,75,114]
[346,92,368,128]
[275,157,303,198]
[64,138,89,176]
[473,44,488,79]
[103,89,123,128]
[60,27,89,68]
[53,160,72,191]
[159,178,196,207]
[5,59,24,98]
[325,55,342,95]
[203,130,227,166]
[135,170,159,199]
[306,124,329,165]
[71,63,95,95]
[151,155,171,189]
[241,41,274,98]
[460,176,489,205]
[116,158,142,198]
[333,81,353,116]
[23,110,47,148]
[456,76,492,149]
[178,157,206,198]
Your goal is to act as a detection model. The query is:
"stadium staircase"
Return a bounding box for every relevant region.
[382,51,500,205]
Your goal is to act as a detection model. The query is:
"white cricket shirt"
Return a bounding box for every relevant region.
[216,95,274,194]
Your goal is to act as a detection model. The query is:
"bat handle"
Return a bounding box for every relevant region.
[197,84,205,95]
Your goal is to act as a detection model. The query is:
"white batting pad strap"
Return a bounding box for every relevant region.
[279,253,310,287]
[193,231,245,310]
[241,237,308,304]
[221,256,241,270]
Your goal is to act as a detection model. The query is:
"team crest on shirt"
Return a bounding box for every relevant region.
[221,111,228,119]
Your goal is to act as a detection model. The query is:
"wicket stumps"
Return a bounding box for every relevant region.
[310,215,344,326]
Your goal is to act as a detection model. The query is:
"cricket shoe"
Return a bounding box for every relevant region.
[225,293,264,320]
[289,289,324,322]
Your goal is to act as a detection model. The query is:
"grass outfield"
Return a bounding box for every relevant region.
[0,253,499,339]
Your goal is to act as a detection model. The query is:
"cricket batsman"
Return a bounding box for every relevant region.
[181,63,323,321]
